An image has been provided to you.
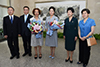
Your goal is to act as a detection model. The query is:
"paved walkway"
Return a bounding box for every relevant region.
[0,37,100,67]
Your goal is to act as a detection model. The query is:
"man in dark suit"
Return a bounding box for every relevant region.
[20,6,33,56]
[3,6,21,59]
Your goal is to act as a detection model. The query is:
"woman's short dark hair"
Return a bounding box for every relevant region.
[7,6,15,11]
[23,6,30,10]
[67,7,74,13]
[49,6,55,12]
[32,8,41,15]
[81,8,90,14]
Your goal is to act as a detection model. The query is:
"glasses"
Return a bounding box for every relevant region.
[24,9,29,11]
[8,10,13,11]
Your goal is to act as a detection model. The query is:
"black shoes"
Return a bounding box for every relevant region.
[29,53,32,56]
[22,53,32,57]
[77,61,82,64]
[77,61,87,67]
[65,57,70,62]
[70,60,73,63]
[10,55,16,59]
[22,53,28,57]
[34,54,43,59]
[34,54,38,59]
[39,54,42,59]
[10,55,20,59]
[16,55,20,59]
[83,64,87,67]
[65,57,73,63]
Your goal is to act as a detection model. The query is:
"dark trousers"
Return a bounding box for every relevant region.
[22,34,31,54]
[7,35,19,56]
[79,39,91,65]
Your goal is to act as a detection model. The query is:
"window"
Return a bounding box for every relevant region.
[0,0,10,28]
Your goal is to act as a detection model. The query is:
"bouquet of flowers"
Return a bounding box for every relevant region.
[47,20,64,36]
[27,20,43,38]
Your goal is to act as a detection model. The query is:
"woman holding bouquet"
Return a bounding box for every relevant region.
[30,8,43,59]
[63,7,78,63]
[45,6,58,59]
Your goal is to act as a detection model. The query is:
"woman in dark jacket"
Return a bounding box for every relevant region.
[63,7,78,63]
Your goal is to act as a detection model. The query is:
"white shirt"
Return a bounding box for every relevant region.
[24,14,29,22]
[9,15,14,20]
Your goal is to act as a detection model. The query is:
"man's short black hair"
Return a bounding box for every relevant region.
[23,6,30,10]
[67,7,74,13]
[81,8,90,14]
[7,6,15,11]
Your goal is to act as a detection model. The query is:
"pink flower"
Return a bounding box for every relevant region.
[34,25,41,31]
[32,31,34,33]
[54,20,58,24]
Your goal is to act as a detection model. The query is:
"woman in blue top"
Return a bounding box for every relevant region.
[77,8,96,67]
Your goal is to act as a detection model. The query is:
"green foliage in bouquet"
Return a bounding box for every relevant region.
[58,22,63,25]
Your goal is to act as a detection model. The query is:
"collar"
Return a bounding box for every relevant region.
[68,17,74,21]
[82,17,90,25]
[49,15,54,19]
[9,15,14,19]
[24,14,29,17]
[34,16,41,21]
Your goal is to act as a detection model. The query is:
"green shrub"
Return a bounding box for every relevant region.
[93,34,100,40]
[1,28,100,40]
[43,31,100,40]
[43,31,64,38]
[57,32,63,38]
[43,31,46,38]
[0,28,3,33]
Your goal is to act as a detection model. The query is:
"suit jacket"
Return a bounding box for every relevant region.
[3,15,20,37]
[20,14,33,36]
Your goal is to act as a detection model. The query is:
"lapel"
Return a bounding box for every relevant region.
[26,14,30,23]
[7,15,12,24]
[13,15,15,24]
[22,15,24,23]
[7,15,11,23]
[68,17,74,23]
[71,17,74,23]
[7,15,15,24]
[82,17,89,25]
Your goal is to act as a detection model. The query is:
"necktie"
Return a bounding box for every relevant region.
[25,15,27,23]
[11,16,13,24]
